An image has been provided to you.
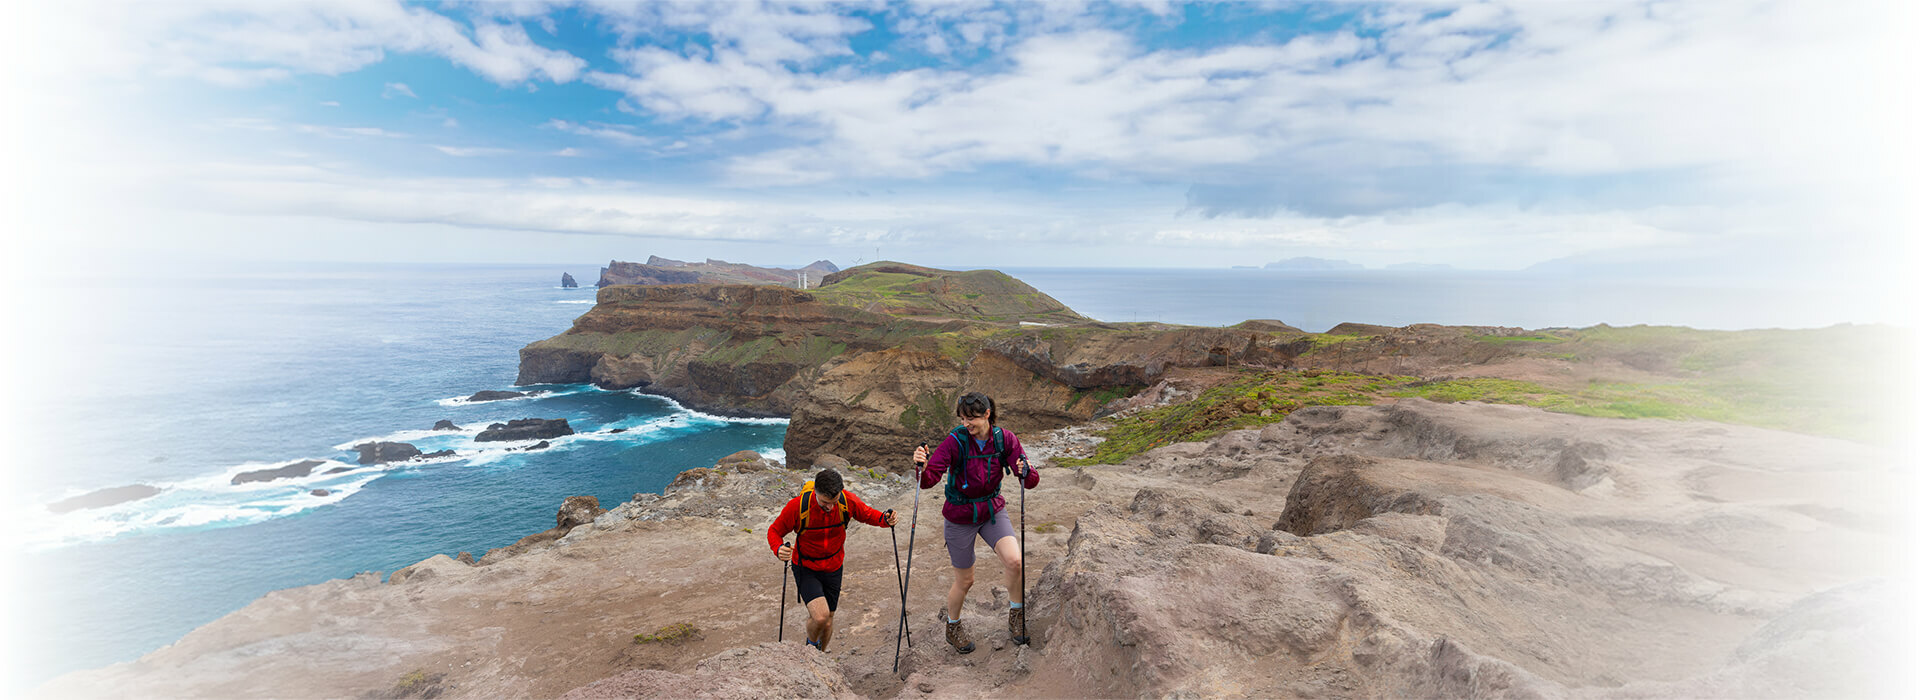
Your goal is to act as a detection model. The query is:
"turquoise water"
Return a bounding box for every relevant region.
[14,264,786,687]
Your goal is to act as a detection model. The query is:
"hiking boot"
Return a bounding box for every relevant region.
[946,618,975,654]
[1009,606,1029,646]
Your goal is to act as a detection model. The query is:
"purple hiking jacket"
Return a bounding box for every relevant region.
[918,427,1039,524]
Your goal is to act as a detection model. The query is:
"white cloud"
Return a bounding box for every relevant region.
[430,145,509,157]
[542,119,650,146]
[210,117,406,140]
[576,0,1909,226]
[383,82,418,98]
[47,0,586,86]
[318,100,341,107]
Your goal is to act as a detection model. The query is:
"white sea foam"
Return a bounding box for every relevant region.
[556,300,595,304]
[432,385,597,407]
[331,428,478,452]
[24,468,384,551]
[638,392,791,426]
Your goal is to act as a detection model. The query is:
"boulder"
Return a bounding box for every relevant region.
[810,453,851,470]
[556,496,605,530]
[467,390,527,402]
[717,450,762,465]
[431,420,461,431]
[353,442,423,465]
[233,459,329,485]
[47,484,164,513]
[476,418,573,442]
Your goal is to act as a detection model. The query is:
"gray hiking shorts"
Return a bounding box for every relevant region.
[943,509,1016,569]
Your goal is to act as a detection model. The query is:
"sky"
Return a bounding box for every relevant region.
[6,0,1917,288]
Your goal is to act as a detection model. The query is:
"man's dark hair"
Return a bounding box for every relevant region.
[813,468,844,499]
[955,392,997,425]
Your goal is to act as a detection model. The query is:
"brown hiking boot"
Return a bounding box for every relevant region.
[1010,606,1029,645]
[946,618,975,654]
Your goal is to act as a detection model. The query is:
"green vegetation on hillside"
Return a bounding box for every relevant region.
[1058,370,1385,465]
[1062,323,1911,464]
[809,262,1087,324]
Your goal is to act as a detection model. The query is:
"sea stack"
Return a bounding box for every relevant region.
[561,273,578,288]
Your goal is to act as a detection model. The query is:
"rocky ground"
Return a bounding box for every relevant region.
[37,395,1911,699]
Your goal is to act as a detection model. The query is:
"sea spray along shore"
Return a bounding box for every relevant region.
[36,262,1913,697]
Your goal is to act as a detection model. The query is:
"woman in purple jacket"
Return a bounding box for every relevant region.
[911,392,1040,653]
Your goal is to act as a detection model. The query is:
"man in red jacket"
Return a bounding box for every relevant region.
[767,468,895,652]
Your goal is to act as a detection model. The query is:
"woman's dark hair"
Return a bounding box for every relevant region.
[813,468,844,500]
[955,392,996,425]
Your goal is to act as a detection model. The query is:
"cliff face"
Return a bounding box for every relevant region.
[781,325,1311,471]
[522,262,1571,467]
[596,257,837,288]
[518,283,942,416]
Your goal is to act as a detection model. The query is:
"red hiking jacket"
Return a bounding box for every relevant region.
[767,489,888,572]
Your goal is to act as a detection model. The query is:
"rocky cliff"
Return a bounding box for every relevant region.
[596,257,840,288]
[523,262,1580,470]
[40,399,1903,698]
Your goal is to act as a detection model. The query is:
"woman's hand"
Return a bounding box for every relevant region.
[912,444,929,466]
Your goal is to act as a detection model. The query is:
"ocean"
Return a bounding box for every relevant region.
[9,262,1857,689]
[11,264,787,688]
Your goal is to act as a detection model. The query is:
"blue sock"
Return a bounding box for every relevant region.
[948,617,961,624]
[1010,602,1023,610]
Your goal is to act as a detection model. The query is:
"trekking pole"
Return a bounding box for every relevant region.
[1018,456,1030,642]
[888,508,909,647]
[895,442,927,674]
[778,540,790,642]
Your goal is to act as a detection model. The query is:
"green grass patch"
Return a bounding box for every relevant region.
[634,622,700,644]
[1296,333,1370,355]
[1057,370,1385,466]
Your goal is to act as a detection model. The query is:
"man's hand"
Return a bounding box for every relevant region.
[777,542,793,563]
[884,509,897,527]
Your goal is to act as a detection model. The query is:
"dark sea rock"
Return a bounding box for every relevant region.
[476,418,573,442]
[310,489,331,497]
[420,449,457,459]
[353,442,423,465]
[467,390,527,402]
[608,428,628,434]
[233,460,329,485]
[432,419,461,431]
[561,272,578,288]
[516,441,551,451]
[48,484,163,513]
[325,467,354,475]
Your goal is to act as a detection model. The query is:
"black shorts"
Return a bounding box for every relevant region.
[791,564,843,612]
